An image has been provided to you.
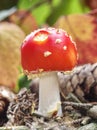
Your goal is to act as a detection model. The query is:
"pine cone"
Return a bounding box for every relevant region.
[27,62,97,102]
[0,94,9,115]
[59,63,97,102]
[7,88,37,127]
[0,86,16,126]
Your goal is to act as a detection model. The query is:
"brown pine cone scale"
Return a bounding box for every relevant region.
[59,63,97,102]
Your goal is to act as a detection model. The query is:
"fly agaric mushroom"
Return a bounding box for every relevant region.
[21,27,78,117]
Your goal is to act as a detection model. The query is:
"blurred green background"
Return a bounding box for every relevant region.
[0,0,90,26]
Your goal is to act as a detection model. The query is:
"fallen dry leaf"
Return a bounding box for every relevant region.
[9,10,38,35]
[54,14,97,65]
[85,0,97,9]
[0,22,25,91]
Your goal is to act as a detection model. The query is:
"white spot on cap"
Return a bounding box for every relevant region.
[63,46,67,50]
[34,34,48,42]
[55,39,62,44]
[39,69,44,72]
[44,51,52,57]
[48,27,55,31]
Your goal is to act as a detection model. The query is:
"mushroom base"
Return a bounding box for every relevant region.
[38,72,62,117]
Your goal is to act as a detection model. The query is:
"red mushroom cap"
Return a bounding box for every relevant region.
[21,28,78,73]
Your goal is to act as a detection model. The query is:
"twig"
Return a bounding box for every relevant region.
[62,102,96,110]
[65,93,82,103]
[45,117,86,130]
[62,101,97,120]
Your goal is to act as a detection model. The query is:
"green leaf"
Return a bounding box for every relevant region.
[47,0,89,25]
[18,0,39,9]
[18,0,51,26]
[17,74,32,89]
[52,0,61,7]
[32,3,51,25]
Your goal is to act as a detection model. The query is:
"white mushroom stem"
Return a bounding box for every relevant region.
[38,71,62,117]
